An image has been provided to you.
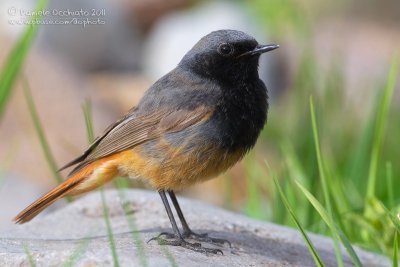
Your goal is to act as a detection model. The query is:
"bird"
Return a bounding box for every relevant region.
[14,29,279,254]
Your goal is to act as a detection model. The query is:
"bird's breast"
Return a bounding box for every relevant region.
[210,82,268,151]
[118,134,246,190]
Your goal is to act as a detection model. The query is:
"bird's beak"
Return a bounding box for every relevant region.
[238,44,279,58]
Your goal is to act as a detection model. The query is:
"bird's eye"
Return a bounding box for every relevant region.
[218,43,234,56]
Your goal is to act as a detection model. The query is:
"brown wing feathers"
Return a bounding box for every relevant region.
[68,107,211,176]
[14,106,212,224]
[58,106,138,173]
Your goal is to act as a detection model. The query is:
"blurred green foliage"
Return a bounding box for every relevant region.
[241,48,399,258]
[240,0,400,259]
[0,0,48,119]
[246,0,311,37]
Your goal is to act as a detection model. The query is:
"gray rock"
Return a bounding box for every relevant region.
[0,174,59,232]
[0,189,389,266]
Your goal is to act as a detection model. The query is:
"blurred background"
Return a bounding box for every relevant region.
[0,0,399,258]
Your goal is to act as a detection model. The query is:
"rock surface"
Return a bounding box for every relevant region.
[0,189,389,267]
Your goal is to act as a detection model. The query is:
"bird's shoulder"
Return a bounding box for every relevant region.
[138,67,222,112]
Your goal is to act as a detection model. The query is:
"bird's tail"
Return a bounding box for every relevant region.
[13,153,122,224]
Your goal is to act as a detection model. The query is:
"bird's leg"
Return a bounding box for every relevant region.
[148,190,222,254]
[158,190,231,247]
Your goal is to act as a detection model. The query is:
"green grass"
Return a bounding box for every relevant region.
[82,100,95,144]
[114,180,148,267]
[22,242,36,267]
[0,0,48,119]
[239,3,400,258]
[247,0,311,38]
[237,52,399,266]
[239,52,399,261]
[82,100,177,267]
[394,231,399,267]
[82,100,120,267]
[63,237,92,267]
[22,78,72,202]
[386,162,394,209]
[365,57,398,200]
[296,181,362,266]
[0,0,48,191]
[272,175,324,266]
[310,96,344,266]
[23,77,72,202]
[82,99,95,144]
[22,79,64,185]
[159,245,178,267]
[101,189,121,267]
[0,145,17,189]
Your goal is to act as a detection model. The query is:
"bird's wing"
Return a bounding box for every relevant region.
[58,106,139,172]
[61,106,212,176]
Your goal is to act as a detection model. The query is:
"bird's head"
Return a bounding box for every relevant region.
[179,30,279,82]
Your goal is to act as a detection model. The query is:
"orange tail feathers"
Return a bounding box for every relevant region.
[13,173,85,224]
[13,153,122,224]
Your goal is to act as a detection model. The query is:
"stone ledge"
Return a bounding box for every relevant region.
[0,189,389,266]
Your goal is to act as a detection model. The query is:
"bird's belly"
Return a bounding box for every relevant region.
[117,135,245,191]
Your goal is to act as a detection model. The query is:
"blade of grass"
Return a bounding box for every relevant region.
[379,202,400,233]
[273,176,324,266]
[101,189,120,267]
[310,96,344,266]
[63,99,94,267]
[82,101,120,267]
[296,180,363,267]
[379,203,400,261]
[22,242,36,267]
[0,0,48,118]
[115,180,148,267]
[280,141,317,227]
[63,237,92,267]
[345,109,375,199]
[386,162,394,209]
[0,144,18,189]
[366,57,398,200]
[345,213,388,252]
[322,158,352,236]
[22,77,72,201]
[310,96,332,214]
[82,97,178,266]
[389,212,400,233]
[160,245,178,267]
[393,231,399,267]
[82,99,95,144]
[22,78,62,183]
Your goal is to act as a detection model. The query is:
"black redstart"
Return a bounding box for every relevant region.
[15,29,279,254]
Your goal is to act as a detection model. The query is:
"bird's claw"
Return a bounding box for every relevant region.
[153,230,231,248]
[148,235,223,255]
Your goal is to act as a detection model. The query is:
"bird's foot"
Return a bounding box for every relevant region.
[155,230,231,247]
[183,230,232,247]
[148,235,223,255]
